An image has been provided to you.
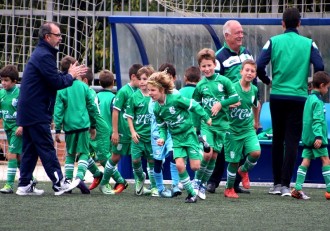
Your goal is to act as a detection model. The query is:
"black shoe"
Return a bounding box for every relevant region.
[234,187,250,194]
[185,194,197,203]
[206,183,216,193]
[77,180,91,194]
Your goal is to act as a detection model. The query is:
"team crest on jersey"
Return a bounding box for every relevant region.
[218,84,224,92]
[169,106,176,114]
[138,103,144,107]
[117,144,122,151]
[12,98,18,107]
[230,151,235,159]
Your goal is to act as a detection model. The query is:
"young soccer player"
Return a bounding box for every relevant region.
[149,63,182,198]
[125,66,158,196]
[99,64,142,195]
[148,71,212,203]
[192,48,239,200]
[291,71,330,200]
[88,70,116,190]
[54,62,99,194]
[0,65,29,194]
[224,59,261,199]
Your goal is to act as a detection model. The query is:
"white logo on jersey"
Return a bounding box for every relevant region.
[218,84,224,92]
[169,106,176,114]
[230,151,235,159]
[138,103,144,107]
[117,144,122,151]
[12,98,18,107]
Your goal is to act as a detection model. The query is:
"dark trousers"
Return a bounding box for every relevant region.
[270,97,305,187]
[208,147,244,188]
[18,123,63,187]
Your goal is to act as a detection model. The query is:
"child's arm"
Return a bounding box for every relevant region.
[111,109,120,145]
[179,95,211,125]
[312,101,325,148]
[85,89,99,133]
[125,97,140,144]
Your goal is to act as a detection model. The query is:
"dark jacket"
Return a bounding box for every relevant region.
[17,39,74,126]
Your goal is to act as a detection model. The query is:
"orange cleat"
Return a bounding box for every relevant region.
[114,180,128,194]
[325,191,330,200]
[89,172,103,190]
[238,167,250,189]
[224,188,239,199]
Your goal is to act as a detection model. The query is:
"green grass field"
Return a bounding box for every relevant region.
[0,181,328,231]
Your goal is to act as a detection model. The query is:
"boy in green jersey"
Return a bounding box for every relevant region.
[192,48,239,200]
[291,71,330,200]
[148,71,212,203]
[99,64,142,195]
[224,59,261,198]
[88,70,116,190]
[125,66,157,196]
[54,58,99,194]
[0,65,23,193]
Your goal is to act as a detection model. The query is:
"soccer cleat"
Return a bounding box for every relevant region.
[192,179,200,196]
[185,193,197,203]
[16,180,44,196]
[77,180,91,194]
[0,184,14,194]
[237,167,250,189]
[99,183,115,195]
[224,188,239,199]
[325,192,330,200]
[268,184,282,195]
[135,172,146,195]
[114,180,128,194]
[53,178,80,196]
[206,183,216,193]
[197,183,206,200]
[150,187,159,197]
[234,187,250,194]
[171,184,182,197]
[178,182,184,191]
[141,186,151,196]
[291,189,310,200]
[159,188,173,198]
[89,172,103,190]
[280,186,291,197]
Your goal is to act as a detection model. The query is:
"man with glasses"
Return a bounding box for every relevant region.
[16,22,86,196]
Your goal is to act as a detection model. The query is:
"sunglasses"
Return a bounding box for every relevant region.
[48,33,62,38]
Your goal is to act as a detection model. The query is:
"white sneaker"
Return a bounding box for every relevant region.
[198,183,206,200]
[16,181,44,196]
[54,178,80,196]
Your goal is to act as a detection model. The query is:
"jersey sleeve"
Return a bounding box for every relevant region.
[219,78,239,107]
[124,96,135,119]
[177,95,210,123]
[312,100,325,139]
[53,90,65,133]
[113,88,126,112]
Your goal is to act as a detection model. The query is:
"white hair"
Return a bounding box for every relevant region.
[223,20,241,37]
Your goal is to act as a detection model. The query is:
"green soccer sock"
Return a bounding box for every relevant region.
[322,165,330,193]
[101,159,124,185]
[87,157,102,177]
[65,154,76,180]
[240,155,259,172]
[147,161,156,188]
[226,163,238,189]
[6,159,18,187]
[132,160,144,181]
[194,158,208,182]
[201,158,216,184]
[179,170,196,196]
[76,153,89,180]
[295,165,308,191]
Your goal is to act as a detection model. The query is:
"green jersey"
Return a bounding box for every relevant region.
[97,89,115,132]
[302,90,328,147]
[154,93,210,140]
[0,86,19,131]
[125,89,152,142]
[113,83,137,143]
[179,84,200,128]
[54,80,98,133]
[228,81,258,136]
[193,73,239,131]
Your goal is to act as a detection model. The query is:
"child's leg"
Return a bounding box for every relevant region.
[321,156,330,193]
[194,149,212,182]
[226,163,239,189]
[100,154,124,185]
[147,160,156,189]
[76,153,89,180]
[153,159,165,192]
[87,157,103,178]
[132,157,144,181]
[4,153,18,187]
[65,154,76,180]
[168,151,180,186]
[240,151,260,172]
[201,151,217,184]
[294,158,310,191]
[176,157,195,196]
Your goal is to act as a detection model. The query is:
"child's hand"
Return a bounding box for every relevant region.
[211,102,222,116]
[111,132,119,145]
[229,102,241,109]
[15,126,23,136]
[157,138,164,146]
[90,128,96,140]
[55,134,61,143]
[132,132,140,144]
[314,139,322,149]
[206,118,212,126]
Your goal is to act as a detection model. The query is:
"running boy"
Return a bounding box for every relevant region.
[148,71,211,203]
[125,66,157,196]
[0,65,25,193]
[224,59,261,199]
[291,71,330,200]
[99,64,142,195]
[192,48,239,200]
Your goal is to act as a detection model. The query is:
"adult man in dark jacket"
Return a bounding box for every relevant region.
[16,22,86,196]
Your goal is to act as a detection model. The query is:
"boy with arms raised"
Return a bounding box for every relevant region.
[224,59,261,198]
[291,71,330,200]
